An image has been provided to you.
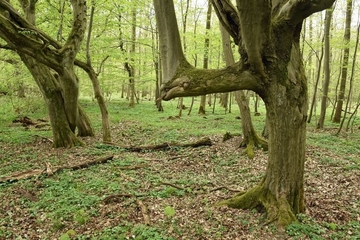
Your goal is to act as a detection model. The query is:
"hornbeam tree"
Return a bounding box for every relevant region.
[153,0,335,227]
[0,0,110,147]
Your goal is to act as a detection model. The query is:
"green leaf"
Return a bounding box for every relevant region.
[164,206,175,217]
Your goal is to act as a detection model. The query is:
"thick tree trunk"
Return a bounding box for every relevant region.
[11,0,86,148]
[219,42,307,226]
[21,56,82,148]
[153,0,334,227]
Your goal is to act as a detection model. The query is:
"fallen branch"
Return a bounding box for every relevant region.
[123,137,212,152]
[60,155,114,172]
[136,199,150,225]
[0,155,114,184]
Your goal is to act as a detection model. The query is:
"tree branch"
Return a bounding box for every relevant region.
[153,0,262,100]
[277,0,335,24]
[211,0,240,44]
[59,0,86,63]
[236,0,272,74]
[160,62,262,100]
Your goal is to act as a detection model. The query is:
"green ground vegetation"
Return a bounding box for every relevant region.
[0,95,359,239]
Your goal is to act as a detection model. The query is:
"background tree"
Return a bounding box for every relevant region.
[198,1,212,115]
[220,25,267,158]
[0,0,90,147]
[333,0,352,123]
[317,8,333,129]
[154,0,335,227]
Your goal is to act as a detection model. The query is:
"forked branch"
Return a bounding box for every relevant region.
[153,0,262,100]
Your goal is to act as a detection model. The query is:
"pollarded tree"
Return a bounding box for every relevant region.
[154,0,335,227]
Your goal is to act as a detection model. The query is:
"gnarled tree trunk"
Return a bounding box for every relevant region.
[153,0,335,227]
[0,0,91,147]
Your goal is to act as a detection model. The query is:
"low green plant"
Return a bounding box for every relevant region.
[286,214,326,239]
[132,224,175,240]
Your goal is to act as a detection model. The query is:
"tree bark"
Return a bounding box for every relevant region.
[220,25,267,158]
[317,8,333,129]
[0,0,90,147]
[333,0,352,123]
[153,0,335,227]
[198,1,212,115]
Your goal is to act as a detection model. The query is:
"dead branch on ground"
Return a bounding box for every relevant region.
[0,155,114,184]
[122,137,212,152]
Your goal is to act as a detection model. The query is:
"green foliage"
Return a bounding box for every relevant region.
[132,224,175,240]
[164,206,176,218]
[59,230,76,240]
[286,214,326,239]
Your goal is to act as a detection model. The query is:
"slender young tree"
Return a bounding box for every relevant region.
[317,8,333,129]
[154,0,335,227]
[198,1,212,115]
[333,0,353,123]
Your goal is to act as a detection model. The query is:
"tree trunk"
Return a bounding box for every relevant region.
[21,56,83,148]
[153,0,335,227]
[219,42,307,226]
[333,0,352,123]
[4,0,88,148]
[220,25,267,158]
[77,104,95,137]
[317,8,333,129]
[78,5,111,142]
[129,9,137,107]
[198,1,212,115]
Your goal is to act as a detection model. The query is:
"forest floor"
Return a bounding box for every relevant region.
[0,98,359,239]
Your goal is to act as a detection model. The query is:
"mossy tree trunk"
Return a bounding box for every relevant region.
[0,0,91,148]
[153,0,335,227]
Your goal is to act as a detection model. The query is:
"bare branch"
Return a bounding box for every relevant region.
[277,0,335,24]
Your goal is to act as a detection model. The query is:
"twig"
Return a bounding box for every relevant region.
[167,155,186,161]
[136,199,150,225]
[209,186,241,192]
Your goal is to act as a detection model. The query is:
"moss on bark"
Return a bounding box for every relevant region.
[216,183,297,227]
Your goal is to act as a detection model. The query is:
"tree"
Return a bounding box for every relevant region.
[154,0,335,227]
[317,7,333,129]
[220,25,267,158]
[0,0,91,147]
[198,1,212,115]
[333,0,353,123]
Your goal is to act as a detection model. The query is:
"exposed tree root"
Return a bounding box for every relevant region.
[215,184,297,228]
[239,134,268,159]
